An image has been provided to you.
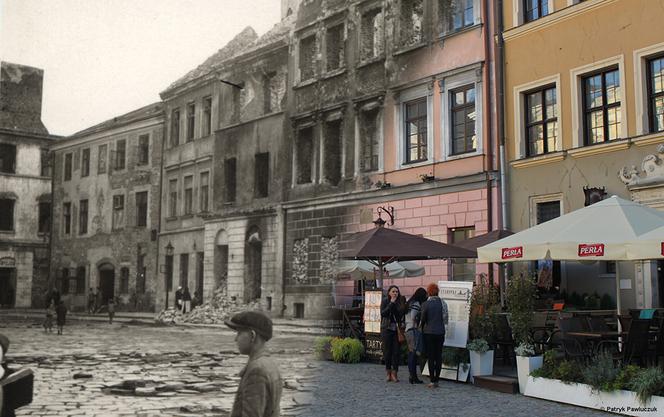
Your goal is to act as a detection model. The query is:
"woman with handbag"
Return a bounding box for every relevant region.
[405,287,427,384]
[419,283,449,388]
[380,285,406,382]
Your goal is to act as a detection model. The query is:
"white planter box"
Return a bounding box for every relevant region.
[525,376,664,416]
[516,355,543,394]
[469,350,494,383]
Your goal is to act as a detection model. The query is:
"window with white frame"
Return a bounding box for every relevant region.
[524,0,549,23]
[582,67,621,145]
[450,85,477,155]
[647,55,664,133]
[525,85,558,156]
[168,179,177,217]
[184,175,193,215]
[404,98,428,163]
[634,44,664,136]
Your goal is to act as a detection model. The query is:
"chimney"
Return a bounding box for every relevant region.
[0,61,48,134]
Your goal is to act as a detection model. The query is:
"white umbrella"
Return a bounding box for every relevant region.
[335,259,425,281]
[626,225,664,259]
[477,195,664,312]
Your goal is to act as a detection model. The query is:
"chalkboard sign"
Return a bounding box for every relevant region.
[363,332,383,363]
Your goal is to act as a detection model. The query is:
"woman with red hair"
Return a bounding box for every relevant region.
[419,282,449,388]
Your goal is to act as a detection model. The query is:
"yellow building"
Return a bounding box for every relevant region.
[503,0,664,309]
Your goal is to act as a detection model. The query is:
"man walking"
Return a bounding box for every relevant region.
[225,311,282,417]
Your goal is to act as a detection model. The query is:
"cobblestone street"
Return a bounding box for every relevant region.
[309,362,609,417]
[1,319,317,417]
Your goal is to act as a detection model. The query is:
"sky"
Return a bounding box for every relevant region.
[0,0,281,136]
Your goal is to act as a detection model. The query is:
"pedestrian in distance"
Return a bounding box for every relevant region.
[405,287,428,384]
[49,287,60,308]
[94,287,101,313]
[174,286,183,313]
[87,288,95,314]
[225,310,282,417]
[380,285,406,383]
[55,300,67,335]
[181,286,192,314]
[43,301,54,333]
[107,297,115,324]
[419,282,449,388]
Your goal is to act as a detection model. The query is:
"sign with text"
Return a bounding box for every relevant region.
[578,243,605,257]
[438,281,473,348]
[363,290,383,334]
[501,246,523,259]
[0,257,15,267]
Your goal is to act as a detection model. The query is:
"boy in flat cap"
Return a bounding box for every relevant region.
[225,310,282,417]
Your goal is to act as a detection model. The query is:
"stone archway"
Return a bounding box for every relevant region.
[214,229,229,294]
[244,226,262,303]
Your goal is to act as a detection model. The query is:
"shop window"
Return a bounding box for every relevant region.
[0,144,16,174]
[254,153,269,198]
[225,158,237,202]
[0,199,15,231]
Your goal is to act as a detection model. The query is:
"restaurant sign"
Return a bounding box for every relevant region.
[363,290,383,334]
[501,246,523,259]
[578,243,604,257]
[438,281,473,348]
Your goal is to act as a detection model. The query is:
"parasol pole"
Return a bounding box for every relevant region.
[616,261,622,332]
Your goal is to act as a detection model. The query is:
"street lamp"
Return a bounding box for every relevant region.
[165,241,174,309]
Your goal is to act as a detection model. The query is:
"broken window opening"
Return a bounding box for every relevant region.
[399,0,424,48]
[79,199,88,235]
[0,198,15,231]
[171,109,180,147]
[63,202,71,235]
[323,119,342,186]
[0,143,16,174]
[360,109,380,172]
[203,96,212,136]
[64,153,73,181]
[135,191,148,227]
[184,175,193,215]
[254,153,269,198]
[112,194,125,230]
[98,144,107,174]
[325,25,345,72]
[168,179,178,217]
[263,73,276,114]
[199,171,209,212]
[137,134,149,165]
[361,9,384,61]
[225,158,237,203]
[296,127,314,184]
[232,84,244,123]
[186,103,195,142]
[38,201,50,234]
[299,35,317,81]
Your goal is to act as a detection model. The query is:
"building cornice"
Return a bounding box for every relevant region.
[50,116,163,151]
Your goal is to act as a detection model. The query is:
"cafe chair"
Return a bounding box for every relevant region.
[597,319,651,366]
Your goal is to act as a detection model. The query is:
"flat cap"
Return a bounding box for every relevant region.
[225,310,273,341]
[0,333,9,354]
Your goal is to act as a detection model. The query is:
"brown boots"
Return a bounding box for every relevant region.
[386,370,399,382]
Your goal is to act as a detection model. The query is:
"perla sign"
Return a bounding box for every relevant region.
[578,243,605,257]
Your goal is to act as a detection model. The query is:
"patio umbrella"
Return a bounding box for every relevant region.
[477,195,664,312]
[335,259,425,280]
[626,225,664,259]
[341,225,476,286]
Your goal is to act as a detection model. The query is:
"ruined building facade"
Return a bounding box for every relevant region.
[50,104,164,311]
[0,62,57,308]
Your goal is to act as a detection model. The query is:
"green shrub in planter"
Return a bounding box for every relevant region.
[610,365,641,391]
[330,337,364,364]
[552,360,584,384]
[628,366,664,404]
[314,336,335,360]
[582,351,619,392]
[467,338,490,353]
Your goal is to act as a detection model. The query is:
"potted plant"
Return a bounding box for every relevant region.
[506,273,541,393]
[467,273,499,382]
[418,172,435,182]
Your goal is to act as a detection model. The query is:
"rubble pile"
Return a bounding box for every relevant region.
[155,287,262,325]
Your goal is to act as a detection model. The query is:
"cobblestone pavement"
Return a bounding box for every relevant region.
[308,362,609,417]
[1,320,317,417]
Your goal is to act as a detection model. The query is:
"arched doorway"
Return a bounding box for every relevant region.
[215,229,229,295]
[98,262,115,305]
[244,226,262,303]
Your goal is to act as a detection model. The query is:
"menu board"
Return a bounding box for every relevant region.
[438,281,473,348]
[363,290,383,334]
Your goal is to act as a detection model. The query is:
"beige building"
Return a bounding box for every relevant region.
[503,0,664,308]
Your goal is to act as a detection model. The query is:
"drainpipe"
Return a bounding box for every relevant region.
[483,0,494,285]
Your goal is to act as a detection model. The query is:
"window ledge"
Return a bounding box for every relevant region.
[567,139,629,159]
[447,150,481,161]
[511,151,565,169]
[181,214,194,219]
[321,68,347,80]
[438,23,483,42]
[399,159,431,169]
[357,56,385,70]
[0,230,15,235]
[631,131,664,147]
[294,78,317,90]
[393,42,427,57]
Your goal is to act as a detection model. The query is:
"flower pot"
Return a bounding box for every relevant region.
[469,350,494,382]
[516,355,543,394]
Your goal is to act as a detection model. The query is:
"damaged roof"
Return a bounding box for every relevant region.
[162,17,294,97]
[69,102,163,139]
